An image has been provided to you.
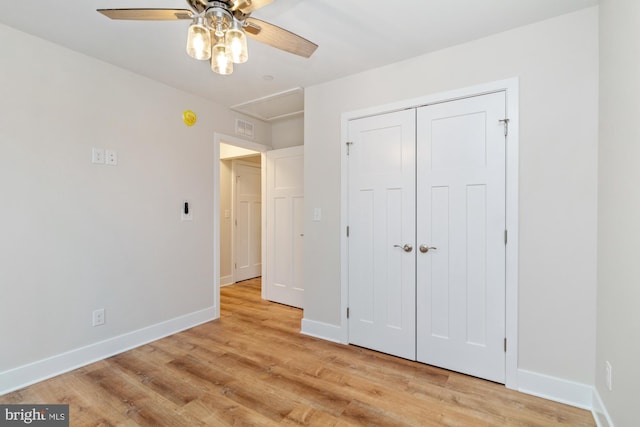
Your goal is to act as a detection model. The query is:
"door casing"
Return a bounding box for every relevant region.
[340,78,519,389]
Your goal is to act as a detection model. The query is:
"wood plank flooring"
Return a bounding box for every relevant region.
[1,278,595,426]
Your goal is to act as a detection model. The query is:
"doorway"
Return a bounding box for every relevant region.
[219,142,263,286]
[214,134,269,320]
[213,134,307,320]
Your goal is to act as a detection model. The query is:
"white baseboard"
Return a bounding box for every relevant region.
[592,388,614,427]
[220,275,234,287]
[300,318,346,344]
[0,306,218,396]
[517,369,593,410]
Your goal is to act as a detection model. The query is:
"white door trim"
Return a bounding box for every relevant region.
[213,133,269,319]
[340,78,519,389]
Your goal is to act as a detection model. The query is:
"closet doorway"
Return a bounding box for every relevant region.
[347,91,509,384]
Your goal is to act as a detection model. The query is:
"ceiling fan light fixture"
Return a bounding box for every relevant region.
[98,1,318,77]
[186,17,211,60]
[211,37,234,75]
[227,19,248,64]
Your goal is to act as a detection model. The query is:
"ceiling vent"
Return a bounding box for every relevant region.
[235,118,255,139]
[231,87,304,122]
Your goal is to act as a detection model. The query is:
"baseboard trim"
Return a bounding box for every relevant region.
[220,275,234,287]
[300,318,346,344]
[592,388,614,427]
[517,369,593,410]
[0,306,218,396]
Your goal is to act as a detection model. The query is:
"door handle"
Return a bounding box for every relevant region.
[393,244,413,253]
[419,245,437,253]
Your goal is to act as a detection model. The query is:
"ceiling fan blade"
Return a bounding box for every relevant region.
[98,9,194,21]
[232,0,275,14]
[245,18,318,58]
[186,0,207,14]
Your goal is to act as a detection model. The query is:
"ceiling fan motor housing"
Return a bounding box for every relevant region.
[206,3,235,36]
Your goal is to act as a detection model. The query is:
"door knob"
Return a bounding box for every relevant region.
[393,244,413,253]
[419,245,437,253]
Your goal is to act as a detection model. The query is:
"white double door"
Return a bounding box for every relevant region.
[347,92,507,383]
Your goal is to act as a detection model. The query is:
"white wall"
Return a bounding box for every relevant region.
[271,115,304,149]
[304,7,598,386]
[596,0,640,425]
[0,23,270,386]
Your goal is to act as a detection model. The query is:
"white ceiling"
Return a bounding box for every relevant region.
[0,0,598,113]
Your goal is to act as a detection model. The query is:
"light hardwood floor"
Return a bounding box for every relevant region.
[1,278,595,426]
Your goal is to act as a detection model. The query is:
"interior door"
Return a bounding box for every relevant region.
[265,146,304,308]
[416,92,507,383]
[234,162,262,282]
[347,109,416,359]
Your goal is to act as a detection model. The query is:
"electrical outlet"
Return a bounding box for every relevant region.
[105,150,118,166]
[92,308,105,327]
[92,148,105,164]
[605,361,613,391]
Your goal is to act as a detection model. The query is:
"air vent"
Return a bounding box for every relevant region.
[235,119,255,139]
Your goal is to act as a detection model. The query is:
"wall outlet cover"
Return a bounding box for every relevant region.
[105,150,118,166]
[92,148,105,164]
[92,308,105,327]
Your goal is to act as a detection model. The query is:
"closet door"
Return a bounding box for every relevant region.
[416,92,507,383]
[347,109,416,359]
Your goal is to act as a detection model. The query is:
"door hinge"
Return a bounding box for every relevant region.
[346,226,350,237]
[504,229,508,245]
[234,263,237,270]
[347,307,350,319]
[504,338,507,352]
[346,141,353,155]
[499,119,510,137]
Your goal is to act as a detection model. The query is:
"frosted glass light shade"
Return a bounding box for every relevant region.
[211,42,233,75]
[226,21,248,64]
[186,22,211,60]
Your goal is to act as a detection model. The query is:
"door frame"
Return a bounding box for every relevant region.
[340,78,519,389]
[213,133,269,319]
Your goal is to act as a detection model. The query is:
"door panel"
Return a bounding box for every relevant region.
[348,109,416,360]
[416,92,506,383]
[235,163,262,282]
[265,146,304,308]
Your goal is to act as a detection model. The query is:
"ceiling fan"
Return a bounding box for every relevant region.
[98,0,318,75]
